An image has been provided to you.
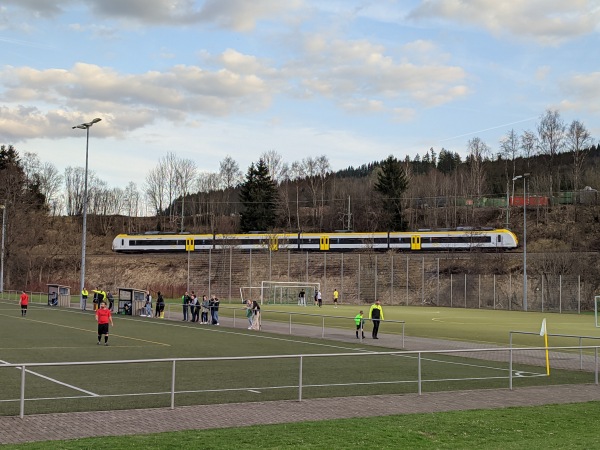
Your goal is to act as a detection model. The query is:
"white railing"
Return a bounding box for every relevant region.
[2,345,598,419]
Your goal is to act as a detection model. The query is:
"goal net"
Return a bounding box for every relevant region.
[240,281,321,305]
[595,296,600,328]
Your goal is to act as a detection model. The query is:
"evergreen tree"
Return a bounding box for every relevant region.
[239,159,278,232]
[374,155,408,231]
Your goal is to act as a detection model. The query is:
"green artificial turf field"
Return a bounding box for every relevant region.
[0,299,598,417]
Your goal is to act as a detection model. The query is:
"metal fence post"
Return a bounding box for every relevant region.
[509,348,513,390]
[595,347,598,385]
[298,355,303,401]
[171,360,176,409]
[228,247,232,302]
[437,258,440,306]
[559,275,562,313]
[422,257,425,305]
[450,273,453,308]
[578,275,581,314]
[464,273,467,308]
[19,365,25,419]
[208,250,212,296]
[406,256,409,306]
[358,254,361,303]
[391,254,395,305]
[418,352,422,395]
[374,255,378,300]
[249,249,252,288]
[341,253,344,303]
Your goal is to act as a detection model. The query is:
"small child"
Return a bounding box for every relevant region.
[354,310,365,339]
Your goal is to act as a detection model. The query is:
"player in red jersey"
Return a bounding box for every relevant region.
[95,301,114,346]
[19,290,29,317]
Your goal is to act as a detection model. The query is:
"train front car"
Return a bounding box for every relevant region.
[112,233,189,252]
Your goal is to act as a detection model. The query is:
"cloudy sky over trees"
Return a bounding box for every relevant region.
[1,1,599,188]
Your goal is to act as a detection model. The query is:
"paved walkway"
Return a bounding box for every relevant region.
[1,311,600,444]
[2,384,600,444]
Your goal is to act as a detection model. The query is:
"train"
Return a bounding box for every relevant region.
[112,228,518,253]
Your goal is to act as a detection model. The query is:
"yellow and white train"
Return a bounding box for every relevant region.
[112,228,518,253]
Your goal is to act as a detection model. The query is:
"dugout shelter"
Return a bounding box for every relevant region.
[47,284,70,307]
[117,287,146,315]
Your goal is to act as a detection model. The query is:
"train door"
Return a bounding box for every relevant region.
[320,236,330,251]
[185,238,195,252]
[410,235,421,250]
[269,236,279,251]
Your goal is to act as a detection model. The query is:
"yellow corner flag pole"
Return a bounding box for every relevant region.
[540,318,550,376]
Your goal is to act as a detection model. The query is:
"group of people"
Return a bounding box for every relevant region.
[245,299,261,330]
[354,299,385,339]
[181,292,221,325]
[297,289,339,308]
[80,287,114,312]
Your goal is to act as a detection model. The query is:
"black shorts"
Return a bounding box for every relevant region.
[98,323,109,335]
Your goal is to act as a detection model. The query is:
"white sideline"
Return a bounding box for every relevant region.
[0,359,99,397]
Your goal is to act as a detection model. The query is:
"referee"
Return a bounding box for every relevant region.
[95,301,114,346]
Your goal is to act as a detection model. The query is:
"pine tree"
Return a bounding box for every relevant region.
[239,159,278,232]
[374,155,408,231]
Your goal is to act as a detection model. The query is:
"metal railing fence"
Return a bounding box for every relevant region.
[2,345,598,419]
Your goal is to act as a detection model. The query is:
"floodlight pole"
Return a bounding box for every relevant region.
[513,173,530,312]
[72,118,102,301]
[0,204,6,293]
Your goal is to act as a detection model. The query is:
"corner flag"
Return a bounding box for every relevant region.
[540,318,547,336]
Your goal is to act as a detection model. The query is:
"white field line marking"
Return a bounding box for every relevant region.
[0,359,98,397]
[0,310,170,347]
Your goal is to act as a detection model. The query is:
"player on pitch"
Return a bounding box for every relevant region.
[95,301,114,346]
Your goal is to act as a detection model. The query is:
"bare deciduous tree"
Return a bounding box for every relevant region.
[520,130,537,169]
[566,120,593,192]
[219,155,242,190]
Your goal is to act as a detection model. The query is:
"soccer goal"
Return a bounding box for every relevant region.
[595,296,600,328]
[240,281,321,305]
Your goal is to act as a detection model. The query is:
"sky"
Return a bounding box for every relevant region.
[1,0,599,189]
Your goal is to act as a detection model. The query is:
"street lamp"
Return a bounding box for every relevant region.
[0,204,6,293]
[512,173,530,311]
[72,118,102,301]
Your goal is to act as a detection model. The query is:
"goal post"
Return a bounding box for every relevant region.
[240,281,321,305]
[595,296,600,328]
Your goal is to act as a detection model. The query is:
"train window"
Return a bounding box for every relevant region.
[497,235,502,243]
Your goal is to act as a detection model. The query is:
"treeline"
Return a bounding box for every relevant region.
[1,108,599,237]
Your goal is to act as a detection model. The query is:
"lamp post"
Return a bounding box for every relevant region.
[72,118,102,300]
[0,204,6,293]
[512,173,530,311]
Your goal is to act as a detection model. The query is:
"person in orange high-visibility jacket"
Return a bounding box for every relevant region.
[368,299,384,339]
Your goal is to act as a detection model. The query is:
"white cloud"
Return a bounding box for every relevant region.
[559,71,600,113]
[409,0,600,45]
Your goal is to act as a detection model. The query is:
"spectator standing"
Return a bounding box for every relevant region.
[190,292,200,322]
[250,300,261,330]
[245,299,253,328]
[210,294,220,325]
[201,295,209,324]
[144,291,152,317]
[156,291,165,318]
[107,291,114,312]
[333,289,339,308]
[182,291,191,321]
[299,289,306,306]
[95,301,114,346]
[369,299,384,339]
[81,287,88,311]
[317,290,322,308]
[19,290,29,317]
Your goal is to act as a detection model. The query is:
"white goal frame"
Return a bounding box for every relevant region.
[240,281,321,305]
